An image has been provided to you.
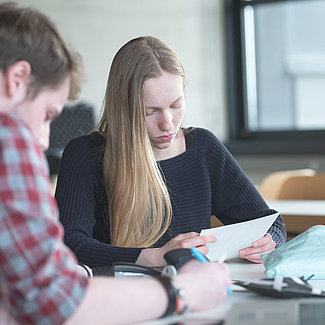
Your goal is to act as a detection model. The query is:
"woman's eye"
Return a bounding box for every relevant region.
[171,98,182,108]
[146,109,154,116]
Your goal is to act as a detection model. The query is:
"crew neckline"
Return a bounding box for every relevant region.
[156,128,195,163]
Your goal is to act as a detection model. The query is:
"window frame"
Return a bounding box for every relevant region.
[224,0,325,155]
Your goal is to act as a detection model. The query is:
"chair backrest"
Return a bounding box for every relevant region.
[45,102,96,175]
[259,169,325,200]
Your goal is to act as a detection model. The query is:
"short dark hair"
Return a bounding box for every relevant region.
[0,2,84,99]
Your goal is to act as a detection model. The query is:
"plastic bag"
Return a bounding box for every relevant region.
[262,225,325,280]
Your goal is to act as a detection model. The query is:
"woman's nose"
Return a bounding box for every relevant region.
[159,111,173,131]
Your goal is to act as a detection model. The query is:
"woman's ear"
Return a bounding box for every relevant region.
[6,61,31,101]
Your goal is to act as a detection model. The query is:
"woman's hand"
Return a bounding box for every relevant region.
[239,233,276,263]
[136,232,216,267]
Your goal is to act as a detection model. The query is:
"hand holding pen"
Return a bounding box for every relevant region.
[176,251,231,312]
[190,247,232,294]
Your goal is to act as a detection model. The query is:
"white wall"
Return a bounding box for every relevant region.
[10,0,325,184]
[15,0,227,140]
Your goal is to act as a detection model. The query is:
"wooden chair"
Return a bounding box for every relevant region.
[259,169,325,235]
[259,169,317,200]
[50,174,57,197]
[211,215,224,228]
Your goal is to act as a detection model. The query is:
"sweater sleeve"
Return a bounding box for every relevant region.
[55,135,142,268]
[201,130,287,247]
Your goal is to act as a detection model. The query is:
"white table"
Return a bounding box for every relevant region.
[139,259,325,325]
[266,200,325,216]
[266,200,325,233]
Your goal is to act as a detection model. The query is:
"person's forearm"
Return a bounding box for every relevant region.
[64,277,168,325]
[136,247,163,267]
[65,234,143,268]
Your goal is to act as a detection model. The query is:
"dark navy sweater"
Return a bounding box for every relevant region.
[55,128,286,267]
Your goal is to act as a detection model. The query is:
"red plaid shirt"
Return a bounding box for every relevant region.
[0,113,88,325]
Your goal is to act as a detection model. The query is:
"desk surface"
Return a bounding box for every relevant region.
[140,259,325,325]
[266,200,325,216]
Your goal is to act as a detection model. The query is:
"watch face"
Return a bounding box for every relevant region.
[161,265,178,277]
[164,248,197,270]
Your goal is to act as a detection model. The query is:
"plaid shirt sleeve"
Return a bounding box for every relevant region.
[0,113,89,325]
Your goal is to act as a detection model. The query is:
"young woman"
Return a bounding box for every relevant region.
[55,36,286,268]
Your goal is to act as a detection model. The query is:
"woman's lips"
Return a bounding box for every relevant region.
[158,133,174,142]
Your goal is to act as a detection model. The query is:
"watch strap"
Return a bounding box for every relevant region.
[156,275,185,317]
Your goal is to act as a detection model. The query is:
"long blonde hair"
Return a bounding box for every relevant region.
[97,36,186,247]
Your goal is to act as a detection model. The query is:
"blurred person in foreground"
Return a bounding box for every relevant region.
[0,2,230,325]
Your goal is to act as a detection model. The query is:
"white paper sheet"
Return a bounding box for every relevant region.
[200,212,279,261]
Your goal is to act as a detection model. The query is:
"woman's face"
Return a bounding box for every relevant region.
[143,71,185,159]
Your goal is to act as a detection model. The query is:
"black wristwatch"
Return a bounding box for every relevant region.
[156,275,186,317]
[163,248,199,272]
[158,248,200,316]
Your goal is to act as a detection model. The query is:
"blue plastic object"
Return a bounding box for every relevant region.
[263,226,325,280]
